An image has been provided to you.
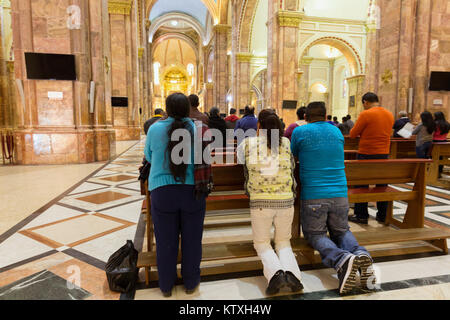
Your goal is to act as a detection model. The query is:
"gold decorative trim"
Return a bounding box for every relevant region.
[213,24,231,33]
[138,48,144,59]
[236,52,253,63]
[205,82,214,89]
[6,61,14,73]
[145,20,151,30]
[381,70,392,84]
[365,22,377,33]
[301,56,314,65]
[277,10,304,28]
[108,0,132,15]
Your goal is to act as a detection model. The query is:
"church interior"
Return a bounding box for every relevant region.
[0,0,449,301]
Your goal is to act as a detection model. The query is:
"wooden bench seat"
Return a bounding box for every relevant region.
[138,227,450,269]
[348,186,418,202]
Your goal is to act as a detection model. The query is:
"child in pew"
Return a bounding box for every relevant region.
[237,109,304,295]
[433,111,450,176]
[290,102,376,295]
[413,111,435,159]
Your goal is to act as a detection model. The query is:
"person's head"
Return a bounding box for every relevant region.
[165,93,193,183]
[258,109,283,152]
[434,111,450,135]
[297,107,307,120]
[209,107,220,118]
[154,108,165,117]
[327,115,332,121]
[362,92,379,110]
[229,108,237,115]
[306,102,327,123]
[399,110,408,118]
[420,111,436,134]
[333,116,338,122]
[244,105,255,116]
[188,94,199,108]
[342,116,348,123]
[346,115,351,120]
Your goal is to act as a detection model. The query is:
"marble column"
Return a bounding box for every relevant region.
[108,0,140,141]
[11,0,116,164]
[213,24,230,113]
[267,0,303,123]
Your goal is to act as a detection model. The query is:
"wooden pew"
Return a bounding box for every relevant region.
[427,142,450,185]
[344,136,417,159]
[138,159,450,284]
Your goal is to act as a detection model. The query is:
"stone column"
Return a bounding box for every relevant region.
[108,0,140,141]
[298,56,312,106]
[205,82,214,111]
[267,0,303,122]
[235,52,252,109]
[213,24,230,113]
[347,74,366,119]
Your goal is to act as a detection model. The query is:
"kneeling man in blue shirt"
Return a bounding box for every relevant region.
[291,102,376,295]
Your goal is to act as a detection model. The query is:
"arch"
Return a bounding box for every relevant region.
[251,66,267,84]
[152,33,199,63]
[238,0,259,52]
[148,12,206,43]
[298,36,363,76]
[309,81,328,92]
[146,0,219,24]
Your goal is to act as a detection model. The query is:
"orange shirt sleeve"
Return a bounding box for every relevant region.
[349,112,367,138]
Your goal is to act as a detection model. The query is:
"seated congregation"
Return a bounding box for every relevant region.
[141,92,450,298]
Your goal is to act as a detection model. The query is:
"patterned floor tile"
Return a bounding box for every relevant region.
[19,213,135,249]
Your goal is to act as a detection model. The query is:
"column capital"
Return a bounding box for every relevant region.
[236,52,253,63]
[277,10,304,28]
[213,24,231,33]
[365,22,377,33]
[108,0,132,15]
[346,74,366,84]
[301,56,314,65]
[205,82,214,89]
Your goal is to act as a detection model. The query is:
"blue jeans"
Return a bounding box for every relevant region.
[354,154,389,220]
[151,185,206,293]
[301,197,371,271]
[416,141,432,159]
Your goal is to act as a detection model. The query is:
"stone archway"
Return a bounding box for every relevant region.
[299,36,363,76]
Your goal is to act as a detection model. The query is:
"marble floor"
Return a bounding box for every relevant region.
[0,137,449,300]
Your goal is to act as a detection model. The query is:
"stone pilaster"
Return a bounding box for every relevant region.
[108,0,140,141]
[347,74,366,119]
[267,1,303,122]
[10,0,116,164]
[213,24,230,113]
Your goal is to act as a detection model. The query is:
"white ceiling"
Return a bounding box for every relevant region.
[309,45,344,59]
[304,0,371,21]
[149,0,209,27]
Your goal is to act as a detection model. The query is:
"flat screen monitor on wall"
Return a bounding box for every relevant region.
[429,71,450,91]
[112,97,129,107]
[25,52,76,81]
[282,100,298,109]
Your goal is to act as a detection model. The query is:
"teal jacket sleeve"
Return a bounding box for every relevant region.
[290,128,300,157]
[144,129,152,163]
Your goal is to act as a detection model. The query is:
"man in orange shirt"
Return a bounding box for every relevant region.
[348,92,394,224]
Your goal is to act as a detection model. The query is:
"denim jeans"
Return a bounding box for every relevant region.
[416,141,432,159]
[354,154,389,220]
[301,197,370,271]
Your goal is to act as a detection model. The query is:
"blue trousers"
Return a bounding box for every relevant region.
[151,185,206,292]
[301,197,371,271]
[416,141,432,159]
[354,154,389,220]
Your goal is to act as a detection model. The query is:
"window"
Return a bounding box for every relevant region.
[153,62,160,85]
[187,63,194,76]
[342,69,349,98]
